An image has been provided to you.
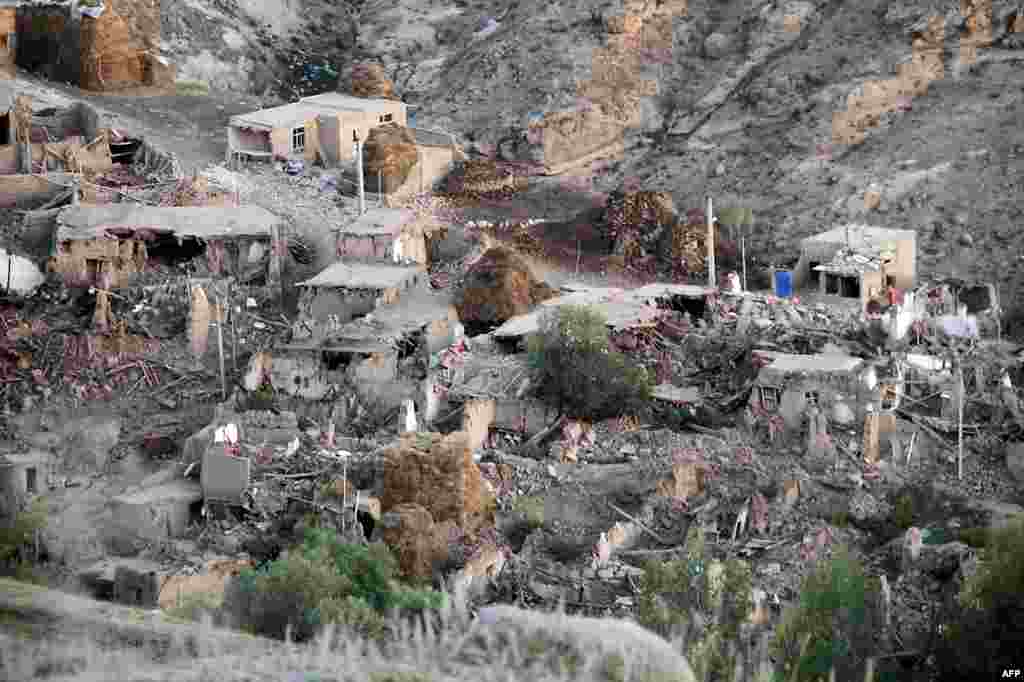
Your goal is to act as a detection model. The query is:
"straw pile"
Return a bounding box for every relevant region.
[348,62,398,99]
[455,246,556,327]
[381,431,488,531]
[80,10,144,91]
[362,123,418,194]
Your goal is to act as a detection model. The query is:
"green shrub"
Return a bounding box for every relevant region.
[637,524,752,682]
[0,498,47,568]
[512,495,545,529]
[165,591,223,624]
[934,519,1024,681]
[225,528,445,642]
[891,493,915,530]
[770,545,878,682]
[527,305,653,421]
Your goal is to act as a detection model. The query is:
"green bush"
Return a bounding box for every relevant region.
[770,546,878,682]
[512,495,545,529]
[527,305,653,421]
[637,525,752,682]
[934,519,1024,680]
[225,528,445,642]
[0,498,47,567]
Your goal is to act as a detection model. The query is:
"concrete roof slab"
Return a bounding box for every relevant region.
[56,205,280,241]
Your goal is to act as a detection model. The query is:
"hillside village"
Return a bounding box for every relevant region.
[0,0,1023,680]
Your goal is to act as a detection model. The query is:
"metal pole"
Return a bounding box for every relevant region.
[740,222,748,292]
[706,195,716,287]
[216,298,227,401]
[355,132,365,216]
[957,355,964,480]
[378,170,383,206]
[229,283,238,373]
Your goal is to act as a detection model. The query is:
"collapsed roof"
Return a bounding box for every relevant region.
[55,205,281,241]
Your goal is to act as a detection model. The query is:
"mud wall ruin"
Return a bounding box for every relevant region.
[0,175,67,209]
[48,238,148,289]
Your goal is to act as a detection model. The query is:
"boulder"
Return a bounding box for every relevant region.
[455,247,556,328]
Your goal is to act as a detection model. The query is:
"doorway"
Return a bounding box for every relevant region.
[25,466,36,494]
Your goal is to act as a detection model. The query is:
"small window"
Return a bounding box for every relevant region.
[291,126,305,153]
[380,113,393,123]
[25,467,36,493]
[805,391,819,406]
[759,386,781,411]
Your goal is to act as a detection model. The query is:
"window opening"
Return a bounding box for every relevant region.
[825,273,839,295]
[840,276,860,298]
[808,261,821,287]
[805,391,819,407]
[292,127,305,153]
[760,386,781,411]
[25,467,36,493]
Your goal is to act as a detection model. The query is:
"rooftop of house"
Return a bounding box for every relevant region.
[813,249,884,276]
[55,205,280,241]
[295,261,423,289]
[492,283,713,338]
[299,93,406,113]
[335,207,416,238]
[803,224,917,247]
[228,102,331,130]
[757,352,864,375]
[652,384,702,403]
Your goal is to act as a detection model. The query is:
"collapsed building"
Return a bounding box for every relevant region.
[14,0,173,92]
[47,204,283,296]
[792,224,917,303]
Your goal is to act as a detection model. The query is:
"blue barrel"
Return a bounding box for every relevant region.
[774,270,793,298]
[408,111,418,127]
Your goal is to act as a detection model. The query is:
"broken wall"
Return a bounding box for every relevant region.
[201,450,251,504]
[15,4,80,84]
[48,238,148,289]
[337,234,391,260]
[31,102,103,142]
[0,146,16,174]
[30,138,114,175]
[492,398,559,434]
[105,482,201,553]
[754,372,868,432]
[113,563,162,608]
[462,399,496,452]
[107,0,160,55]
[266,351,333,400]
[0,175,65,209]
[79,10,145,91]
[298,287,382,328]
[349,351,399,385]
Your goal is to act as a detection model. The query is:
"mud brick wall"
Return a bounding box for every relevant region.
[0,175,63,209]
[108,0,160,55]
[15,5,80,84]
[49,238,148,289]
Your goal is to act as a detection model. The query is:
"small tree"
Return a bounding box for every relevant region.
[934,518,1024,680]
[771,545,879,682]
[527,305,653,421]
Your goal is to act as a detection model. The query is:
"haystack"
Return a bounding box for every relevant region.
[363,123,418,194]
[80,10,144,91]
[381,431,489,532]
[455,246,557,327]
[348,62,398,99]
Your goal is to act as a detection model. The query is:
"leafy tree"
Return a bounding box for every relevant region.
[934,519,1024,680]
[527,305,653,421]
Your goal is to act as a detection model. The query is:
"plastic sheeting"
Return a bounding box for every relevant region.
[80,2,106,18]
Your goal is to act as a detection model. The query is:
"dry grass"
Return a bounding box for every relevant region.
[0,592,704,682]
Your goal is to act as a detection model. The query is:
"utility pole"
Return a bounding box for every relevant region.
[956,351,964,480]
[706,195,716,288]
[353,130,365,215]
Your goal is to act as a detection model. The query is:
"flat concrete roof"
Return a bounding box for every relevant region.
[299,93,405,113]
[760,352,864,374]
[336,208,416,237]
[803,224,917,246]
[296,261,422,289]
[652,384,701,403]
[229,102,327,130]
[56,205,279,241]
[0,451,49,466]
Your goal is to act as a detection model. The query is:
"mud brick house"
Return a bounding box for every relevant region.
[0,99,112,175]
[291,261,427,341]
[48,204,283,294]
[792,224,917,303]
[0,4,15,72]
[271,289,455,410]
[749,351,873,432]
[0,450,51,518]
[226,93,407,166]
[335,207,433,264]
[14,0,171,91]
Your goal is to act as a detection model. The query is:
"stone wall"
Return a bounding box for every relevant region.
[108,0,160,55]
